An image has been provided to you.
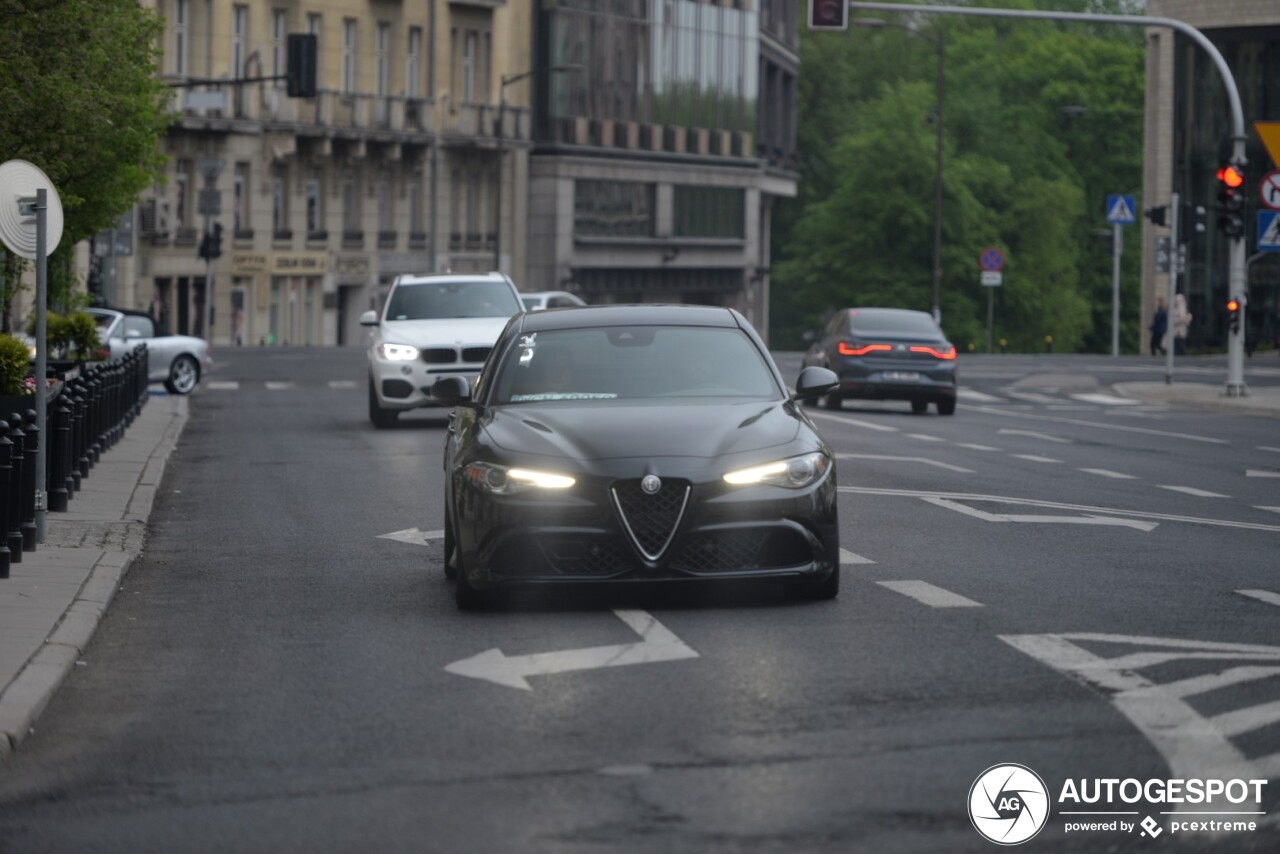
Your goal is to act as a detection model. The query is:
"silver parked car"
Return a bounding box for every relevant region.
[88,307,212,395]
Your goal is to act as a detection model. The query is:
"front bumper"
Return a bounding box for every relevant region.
[369,357,482,411]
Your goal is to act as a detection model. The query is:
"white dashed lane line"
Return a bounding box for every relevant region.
[997,428,1071,443]
[1157,485,1229,498]
[906,433,946,442]
[877,580,983,608]
[803,410,899,432]
[957,389,1005,403]
[1246,469,1280,478]
[1011,454,1063,464]
[954,443,1001,452]
[840,549,875,565]
[1257,506,1280,515]
[328,380,358,389]
[1237,589,1280,609]
[1079,468,1138,479]
[265,381,296,390]
[206,381,240,390]
[1070,393,1141,406]
[835,453,974,474]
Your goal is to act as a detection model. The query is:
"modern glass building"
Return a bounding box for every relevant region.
[1145,1,1280,353]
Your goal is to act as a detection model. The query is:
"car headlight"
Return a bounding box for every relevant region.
[723,452,830,488]
[377,342,420,361]
[463,462,576,494]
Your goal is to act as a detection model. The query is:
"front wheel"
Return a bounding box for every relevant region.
[368,378,399,428]
[791,568,840,601]
[164,355,200,395]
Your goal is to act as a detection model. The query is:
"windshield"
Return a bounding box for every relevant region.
[847,309,941,336]
[492,325,780,404]
[385,280,521,320]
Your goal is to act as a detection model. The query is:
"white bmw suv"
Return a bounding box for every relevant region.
[361,272,523,428]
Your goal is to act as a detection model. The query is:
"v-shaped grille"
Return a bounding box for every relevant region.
[611,478,690,561]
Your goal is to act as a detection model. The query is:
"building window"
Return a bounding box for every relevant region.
[271,10,287,89]
[672,186,745,239]
[462,31,477,102]
[342,19,357,94]
[173,0,188,76]
[407,27,422,99]
[573,180,655,238]
[409,168,424,234]
[378,171,393,233]
[231,5,248,77]
[272,165,289,233]
[233,162,249,231]
[174,158,192,231]
[306,168,323,233]
[342,169,359,232]
[376,22,391,98]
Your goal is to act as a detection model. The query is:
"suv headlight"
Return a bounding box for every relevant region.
[463,462,576,495]
[723,452,830,488]
[377,342,420,361]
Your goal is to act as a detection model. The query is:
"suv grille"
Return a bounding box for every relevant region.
[462,346,491,363]
[422,348,456,364]
[611,478,690,561]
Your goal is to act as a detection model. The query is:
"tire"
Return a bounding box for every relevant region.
[164,355,200,395]
[443,501,458,580]
[822,392,843,411]
[792,568,840,601]
[368,378,399,428]
[455,563,496,610]
[936,397,956,416]
[911,400,929,415]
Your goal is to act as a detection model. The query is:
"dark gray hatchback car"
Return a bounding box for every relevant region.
[801,307,958,415]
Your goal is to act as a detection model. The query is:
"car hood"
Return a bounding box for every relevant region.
[483,400,801,462]
[379,316,511,345]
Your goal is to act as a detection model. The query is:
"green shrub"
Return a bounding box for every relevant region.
[26,311,75,359]
[66,311,102,360]
[0,334,31,396]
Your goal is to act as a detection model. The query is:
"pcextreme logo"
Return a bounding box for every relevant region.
[968,764,1051,845]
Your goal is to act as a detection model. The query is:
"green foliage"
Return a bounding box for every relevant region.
[0,334,31,396]
[66,311,102,360]
[773,7,1145,353]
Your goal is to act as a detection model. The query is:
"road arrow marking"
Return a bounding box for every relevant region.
[920,497,1158,531]
[1238,589,1280,609]
[445,609,698,691]
[998,428,1072,443]
[877,580,982,608]
[377,527,444,546]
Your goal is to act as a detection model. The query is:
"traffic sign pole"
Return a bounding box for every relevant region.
[1111,222,1121,357]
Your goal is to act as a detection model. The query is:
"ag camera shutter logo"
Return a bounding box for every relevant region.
[968,764,1050,845]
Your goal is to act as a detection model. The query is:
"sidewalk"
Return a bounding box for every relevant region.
[1113,381,1280,417]
[0,393,188,755]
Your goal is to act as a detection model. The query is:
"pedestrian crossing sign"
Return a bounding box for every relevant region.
[1258,211,1280,252]
[1105,194,1136,225]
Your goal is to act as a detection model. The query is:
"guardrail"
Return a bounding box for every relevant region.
[0,345,149,579]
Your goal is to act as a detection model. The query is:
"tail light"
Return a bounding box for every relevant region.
[908,345,956,360]
[838,342,892,356]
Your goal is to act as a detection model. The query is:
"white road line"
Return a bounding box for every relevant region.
[1004,391,1058,403]
[1259,446,1280,454]
[840,548,875,565]
[998,428,1071,443]
[1245,469,1280,478]
[921,496,1158,531]
[1144,666,1280,700]
[957,389,1005,403]
[804,410,899,432]
[328,380,358,389]
[1079,468,1138,479]
[1211,700,1280,738]
[1237,589,1280,608]
[1256,506,1280,514]
[1157,485,1229,498]
[265,381,295,391]
[1011,454,1062,464]
[835,453,974,473]
[955,443,1000,452]
[906,433,946,442]
[206,381,240,391]
[877,580,982,608]
[1071,393,1141,406]
[967,404,1229,444]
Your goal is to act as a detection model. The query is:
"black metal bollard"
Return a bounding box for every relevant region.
[47,398,71,513]
[67,384,84,493]
[21,410,38,551]
[6,415,24,561]
[0,422,12,579]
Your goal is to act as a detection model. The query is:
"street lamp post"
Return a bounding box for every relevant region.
[493,65,581,272]
[855,18,945,325]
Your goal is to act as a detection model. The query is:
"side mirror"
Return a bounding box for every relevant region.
[359,310,379,326]
[430,376,473,407]
[793,366,839,401]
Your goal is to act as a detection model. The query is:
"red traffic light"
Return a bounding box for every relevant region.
[1226,298,1240,313]
[1217,165,1245,189]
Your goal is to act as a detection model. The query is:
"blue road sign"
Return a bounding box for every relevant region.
[1106,194,1136,225]
[979,247,1005,272]
[1259,211,1280,252]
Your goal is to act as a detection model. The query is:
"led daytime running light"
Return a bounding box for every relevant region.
[723,460,789,485]
[508,468,575,489]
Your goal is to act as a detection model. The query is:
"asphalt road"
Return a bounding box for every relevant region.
[0,347,1276,853]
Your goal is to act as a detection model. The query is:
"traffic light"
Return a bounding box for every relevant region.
[209,223,223,259]
[808,0,848,31]
[197,233,210,260]
[1180,202,1206,243]
[287,33,318,98]
[1226,297,1241,335]
[1216,163,1245,239]
[1144,206,1167,227]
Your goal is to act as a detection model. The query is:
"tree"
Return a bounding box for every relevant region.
[0,0,172,324]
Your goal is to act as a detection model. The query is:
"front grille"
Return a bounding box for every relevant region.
[611,478,690,560]
[422,348,457,364]
[541,536,634,576]
[671,529,813,573]
[461,346,491,363]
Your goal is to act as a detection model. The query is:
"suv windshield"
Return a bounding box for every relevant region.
[492,326,779,404]
[847,309,940,335]
[385,280,521,320]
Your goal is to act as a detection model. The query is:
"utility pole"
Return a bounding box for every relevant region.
[197,159,224,342]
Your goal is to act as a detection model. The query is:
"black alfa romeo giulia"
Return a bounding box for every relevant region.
[432,304,841,609]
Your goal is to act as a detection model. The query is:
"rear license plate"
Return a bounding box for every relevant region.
[883,371,920,381]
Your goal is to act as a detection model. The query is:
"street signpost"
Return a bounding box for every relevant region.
[1260,171,1280,211]
[979,247,1004,353]
[1104,194,1136,357]
[1258,211,1280,253]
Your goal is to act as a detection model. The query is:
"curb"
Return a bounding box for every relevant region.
[0,395,188,755]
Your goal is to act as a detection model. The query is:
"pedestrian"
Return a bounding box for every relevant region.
[1149,296,1167,356]
[1172,293,1191,356]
